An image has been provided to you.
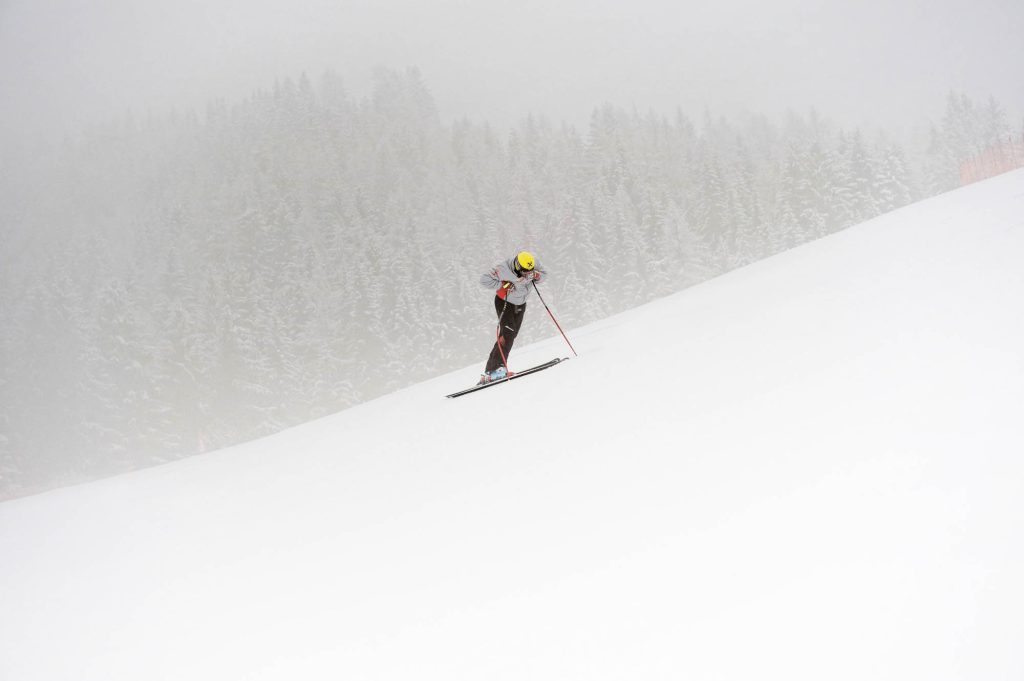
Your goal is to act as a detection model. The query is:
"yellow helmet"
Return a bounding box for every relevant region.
[515,251,535,272]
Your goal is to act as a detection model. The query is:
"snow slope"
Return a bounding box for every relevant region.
[2,170,1023,680]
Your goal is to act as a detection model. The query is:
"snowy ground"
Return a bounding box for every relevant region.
[2,170,1023,680]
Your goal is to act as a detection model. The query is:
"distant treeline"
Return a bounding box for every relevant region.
[0,68,1017,498]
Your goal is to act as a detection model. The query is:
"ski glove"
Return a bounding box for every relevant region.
[501,281,515,290]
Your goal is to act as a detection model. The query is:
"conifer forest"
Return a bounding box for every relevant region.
[0,68,1017,498]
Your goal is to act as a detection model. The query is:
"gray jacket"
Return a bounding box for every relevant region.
[479,256,547,305]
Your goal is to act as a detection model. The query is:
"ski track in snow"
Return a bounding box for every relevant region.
[1,170,1023,680]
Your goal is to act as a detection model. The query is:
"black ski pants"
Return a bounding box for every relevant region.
[485,295,526,373]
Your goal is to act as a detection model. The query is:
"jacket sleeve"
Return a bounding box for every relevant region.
[480,265,502,289]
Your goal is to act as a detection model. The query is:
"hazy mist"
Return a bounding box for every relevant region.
[2,0,1022,142]
[2,0,1023,498]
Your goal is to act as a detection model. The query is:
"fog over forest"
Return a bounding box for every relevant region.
[3,0,1024,141]
[1,0,1022,498]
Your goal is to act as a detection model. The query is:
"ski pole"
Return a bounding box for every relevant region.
[532,282,578,357]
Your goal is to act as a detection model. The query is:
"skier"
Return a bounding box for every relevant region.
[478,251,546,384]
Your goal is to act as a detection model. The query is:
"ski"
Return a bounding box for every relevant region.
[446,358,567,398]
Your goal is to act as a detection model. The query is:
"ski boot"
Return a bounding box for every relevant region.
[476,367,508,385]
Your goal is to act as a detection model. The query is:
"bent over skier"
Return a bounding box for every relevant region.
[478,251,546,384]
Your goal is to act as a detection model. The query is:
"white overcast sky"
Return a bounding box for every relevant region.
[1,0,1022,143]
